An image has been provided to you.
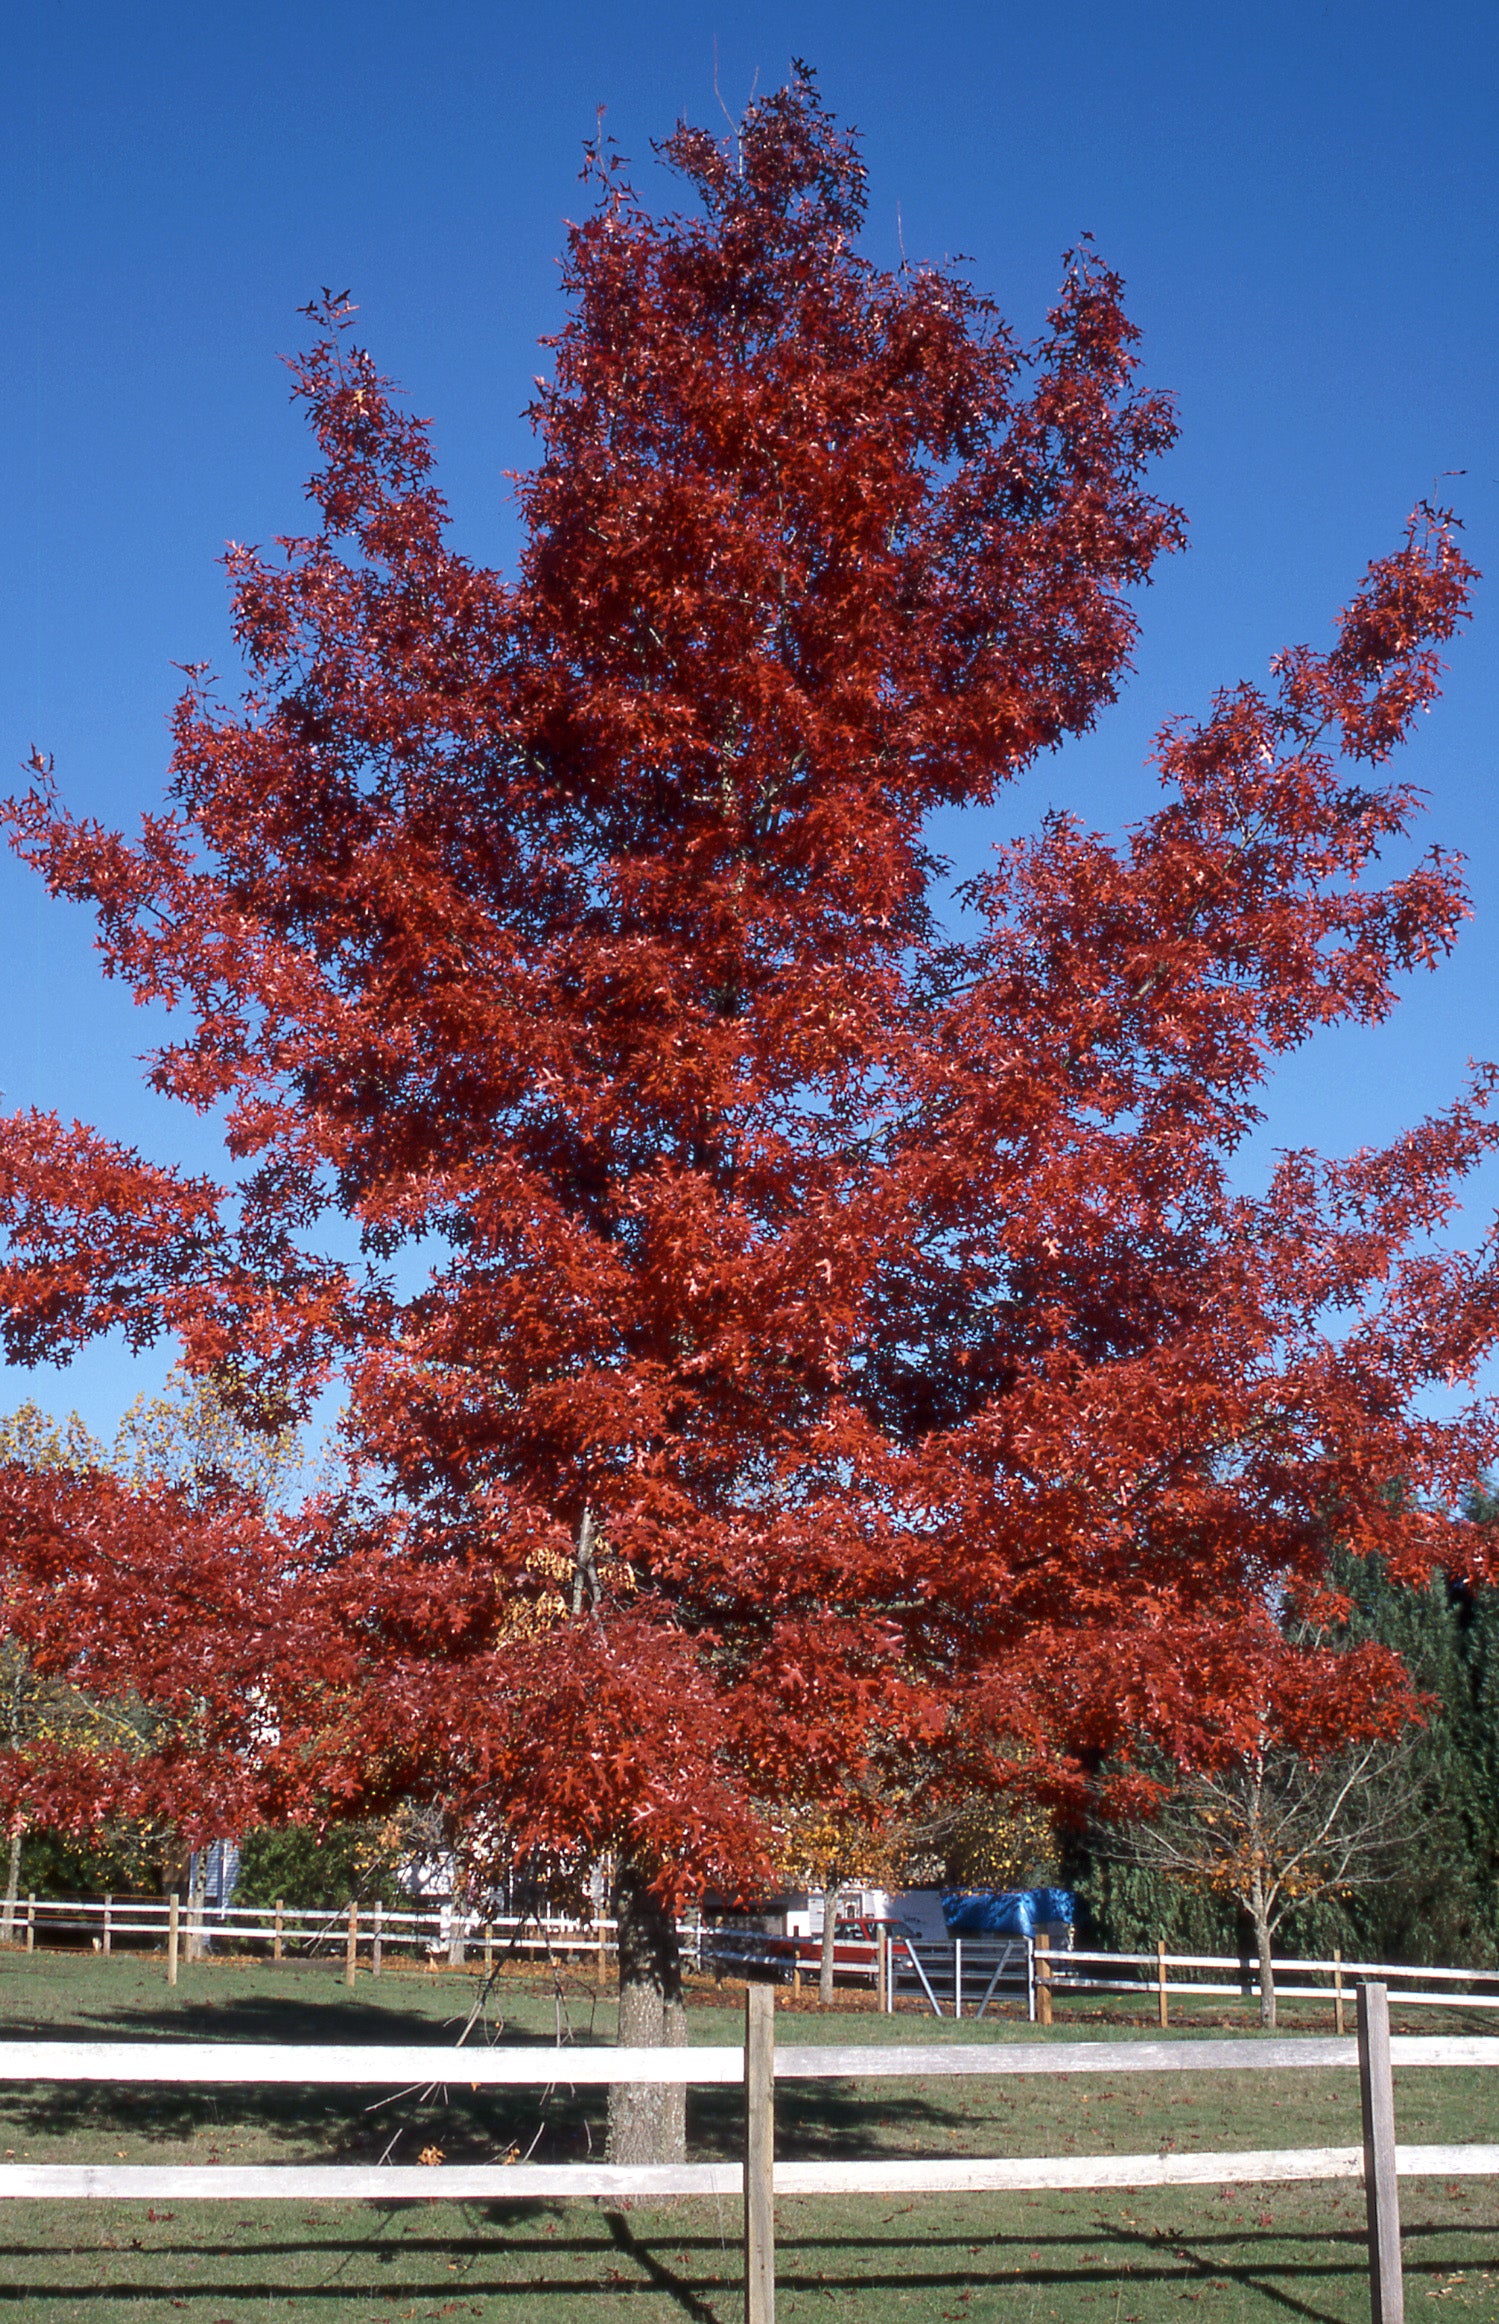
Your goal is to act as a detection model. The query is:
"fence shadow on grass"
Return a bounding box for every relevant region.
[0,2216,1447,2321]
[0,2209,1489,2321]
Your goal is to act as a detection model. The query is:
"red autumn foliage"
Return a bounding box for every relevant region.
[0,74,1492,1902]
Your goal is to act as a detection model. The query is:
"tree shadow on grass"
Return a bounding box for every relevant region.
[0,1995,968,2171]
[0,1991,611,2160]
[601,2211,729,2322]
[1,1986,553,2048]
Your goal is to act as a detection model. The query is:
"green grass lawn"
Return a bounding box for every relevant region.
[0,1946,1493,2321]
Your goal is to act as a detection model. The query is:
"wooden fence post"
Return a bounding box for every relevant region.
[1035,1932,1052,2028]
[273,1900,283,1962]
[372,1901,383,1979]
[484,1921,493,1975]
[24,1894,34,1956]
[744,1979,776,2324]
[953,1937,963,2020]
[1334,1947,1345,2037]
[876,1925,889,2015]
[1358,1980,1404,2324]
[345,1900,358,1987]
[102,1894,112,1957]
[1157,1939,1169,2030]
[166,1893,179,1987]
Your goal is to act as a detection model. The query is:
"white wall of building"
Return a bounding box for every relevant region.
[780,1887,952,1943]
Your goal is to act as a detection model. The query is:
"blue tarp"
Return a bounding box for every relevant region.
[940,1886,1074,1936]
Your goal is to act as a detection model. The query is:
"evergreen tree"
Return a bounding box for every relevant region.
[1331,1551,1499,1966]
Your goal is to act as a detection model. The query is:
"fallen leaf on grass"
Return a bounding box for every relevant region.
[418,2145,445,2167]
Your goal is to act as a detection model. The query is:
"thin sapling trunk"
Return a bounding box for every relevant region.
[1251,1864,1276,2029]
[818,1884,839,2005]
[1,1827,19,1940]
[185,1847,209,1962]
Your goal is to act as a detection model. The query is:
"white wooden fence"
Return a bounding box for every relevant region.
[888,1938,1499,2025]
[0,1985,1490,2323]
[0,1893,617,1971]
[10,1896,1499,2041]
[1026,1943,1499,2025]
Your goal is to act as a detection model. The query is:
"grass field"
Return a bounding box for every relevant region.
[0,1947,1493,2321]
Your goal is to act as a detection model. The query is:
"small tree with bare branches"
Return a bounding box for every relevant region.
[1101,1735,1424,2025]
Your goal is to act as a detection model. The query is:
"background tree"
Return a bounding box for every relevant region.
[0,1405,161,1928]
[1323,1543,1499,1966]
[114,1364,302,1510]
[0,71,1493,2165]
[771,1798,904,2002]
[1077,1543,1499,1971]
[113,1365,305,1952]
[113,1365,306,1949]
[0,1378,302,1941]
[235,1817,407,1914]
[932,1795,1059,1893]
[1098,1726,1424,2025]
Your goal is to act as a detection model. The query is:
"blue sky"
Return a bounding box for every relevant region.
[3,0,1496,1438]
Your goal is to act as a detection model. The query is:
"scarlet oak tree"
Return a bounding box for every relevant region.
[0,76,1494,2156]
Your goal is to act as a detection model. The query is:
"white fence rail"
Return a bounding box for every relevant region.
[1041,1944,1499,2023]
[0,1988,1490,2323]
[887,1938,1499,2023]
[0,1892,620,1969]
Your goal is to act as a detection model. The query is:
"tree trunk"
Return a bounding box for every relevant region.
[185,1848,209,1962]
[446,1877,466,1968]
[818,1884,839,2005]
[1,1828,20,1940]
[4,1660,24,1942]
[1251,1871,1275,2029]
[607,1860,686,2166]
